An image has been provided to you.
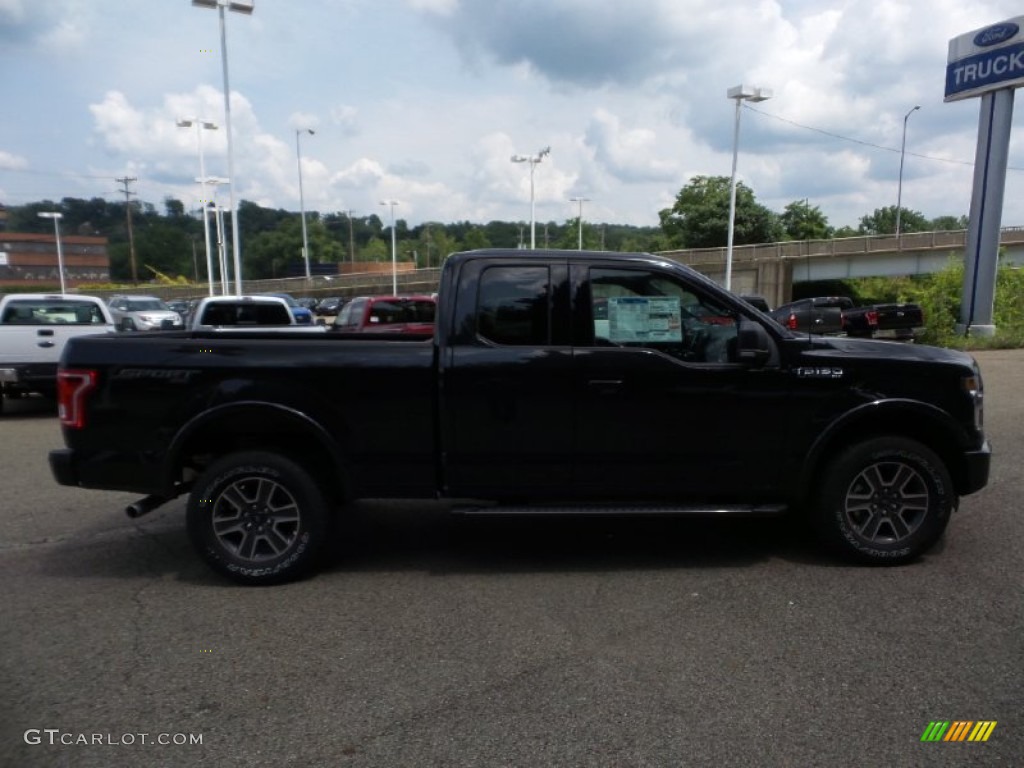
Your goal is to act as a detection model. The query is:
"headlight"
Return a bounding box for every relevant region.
[962,371,984,429]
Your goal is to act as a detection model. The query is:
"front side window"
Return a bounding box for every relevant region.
[477,266,550,346]
[589,267,739,363]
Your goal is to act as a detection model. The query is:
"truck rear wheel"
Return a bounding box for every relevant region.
[814,437,954,565]
[187,451,329,585]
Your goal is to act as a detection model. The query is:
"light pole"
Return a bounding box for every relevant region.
[177,117,218,295]
[191,0,253,295]
[199,176,231,293]
[725,84,771,291]
[569,196,590,250]
[380,200,399,295]
[896,105,921,238]
[511,146,550,249]
[295,128,315,281]
[37,212,66,294]
[211,203,231,293]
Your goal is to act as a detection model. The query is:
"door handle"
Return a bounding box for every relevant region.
[37,340,55,348]
[38,329,54,337]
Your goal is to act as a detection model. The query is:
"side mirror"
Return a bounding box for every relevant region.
[736,319,773,366]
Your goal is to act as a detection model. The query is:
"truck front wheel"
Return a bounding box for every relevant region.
[187,451,330,585]
[814,437,954,565]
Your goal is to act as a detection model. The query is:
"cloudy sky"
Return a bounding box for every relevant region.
[1,0,1023,233]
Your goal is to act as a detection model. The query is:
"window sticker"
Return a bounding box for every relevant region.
[606,296,682,342]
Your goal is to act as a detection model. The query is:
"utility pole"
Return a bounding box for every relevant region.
[346,210,356,265]
[116,176,139,283]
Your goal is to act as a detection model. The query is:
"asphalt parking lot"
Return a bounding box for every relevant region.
[1,349,1022,768]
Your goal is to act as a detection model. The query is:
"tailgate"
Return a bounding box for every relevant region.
[874,304,924,330]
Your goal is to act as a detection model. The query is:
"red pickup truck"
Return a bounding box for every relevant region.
[331,295,435,335]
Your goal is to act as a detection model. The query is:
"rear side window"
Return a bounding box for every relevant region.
[477,266,550,345]
[200,302,291,325]
[1,299,106,325]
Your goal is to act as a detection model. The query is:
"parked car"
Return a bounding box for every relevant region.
[332,295,435,334]
[313,296,346,317]
[107,295,184,332]
[262,293,314,324]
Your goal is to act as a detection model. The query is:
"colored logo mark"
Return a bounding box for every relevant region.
[921,721,997,742]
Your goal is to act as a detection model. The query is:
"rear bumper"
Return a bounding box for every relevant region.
[960,440,992,496]
[1,364,57,395]
[49,447,167,495]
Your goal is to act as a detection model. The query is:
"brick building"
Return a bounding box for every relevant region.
[0,232,111,288]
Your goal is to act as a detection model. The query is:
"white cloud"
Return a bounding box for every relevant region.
[0,150,28,170]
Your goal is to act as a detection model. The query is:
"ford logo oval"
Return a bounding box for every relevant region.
[974,22,1020,47]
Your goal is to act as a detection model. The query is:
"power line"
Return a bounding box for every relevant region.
[744,103,1024,172]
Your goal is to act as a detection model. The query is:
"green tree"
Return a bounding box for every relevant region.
[659,175,781,249]
[930,215,969,231]
[461,226,491,250]
[859,205,929,235]
[781,200,833,241]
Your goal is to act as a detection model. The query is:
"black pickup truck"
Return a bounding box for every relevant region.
[49,249,990,584]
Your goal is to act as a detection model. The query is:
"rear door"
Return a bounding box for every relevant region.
[440,257,575,498]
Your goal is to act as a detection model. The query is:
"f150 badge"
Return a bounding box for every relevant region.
[794,366,844,379]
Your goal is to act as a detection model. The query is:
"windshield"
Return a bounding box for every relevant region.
[126,299,169,311]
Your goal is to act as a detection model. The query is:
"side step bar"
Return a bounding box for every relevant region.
[452,503,789,516]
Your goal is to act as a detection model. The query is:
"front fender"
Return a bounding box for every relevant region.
[798,398,969,501]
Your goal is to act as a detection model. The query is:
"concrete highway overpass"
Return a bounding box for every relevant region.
[658,227,1024,307]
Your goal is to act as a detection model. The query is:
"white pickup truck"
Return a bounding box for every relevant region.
[189,295,326,332]
[0,293,116,413]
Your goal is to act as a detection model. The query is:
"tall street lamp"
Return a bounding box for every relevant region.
[191,0,253,295]
[725,84,771,291]
[569,196,590,250]
[200,176,231,293]
[37,212,67,294]
[380,200,400,295]
[896,105,921,238]
[511,146,550,249]
[295,128,315,281]
[177,117,218,295]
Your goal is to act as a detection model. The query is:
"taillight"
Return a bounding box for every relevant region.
[786,313,798,330]
[866,310,879,327]
[57,369,98,429]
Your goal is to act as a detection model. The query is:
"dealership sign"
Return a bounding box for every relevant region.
[946,16,1024,101]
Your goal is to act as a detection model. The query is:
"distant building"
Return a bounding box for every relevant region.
[0,232,111,288]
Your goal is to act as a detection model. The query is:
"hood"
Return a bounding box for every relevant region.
[800,335,975,368]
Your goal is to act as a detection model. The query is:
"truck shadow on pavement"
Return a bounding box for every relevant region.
[0,393,57,420]
[36,501,847,585]
[321,501,837,576]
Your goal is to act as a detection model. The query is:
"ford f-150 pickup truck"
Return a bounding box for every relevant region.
[49,249,990,584]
